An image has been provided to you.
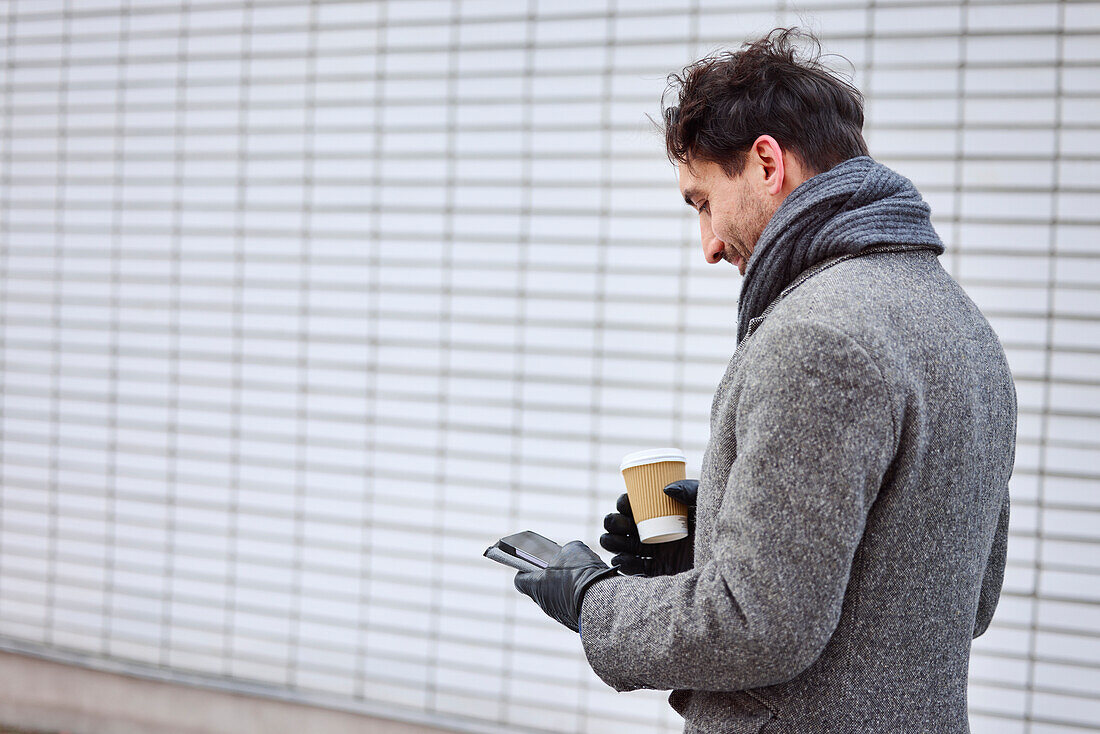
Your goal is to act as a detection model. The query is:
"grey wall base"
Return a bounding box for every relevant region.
[0,651,453,734]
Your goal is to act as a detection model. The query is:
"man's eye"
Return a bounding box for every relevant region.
[700,202,709,213]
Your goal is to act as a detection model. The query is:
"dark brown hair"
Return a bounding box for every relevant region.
[662,27,869,178]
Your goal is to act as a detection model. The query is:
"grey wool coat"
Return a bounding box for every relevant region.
[579,244,1018,733]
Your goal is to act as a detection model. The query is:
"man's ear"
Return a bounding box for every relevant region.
[751,134,785,196]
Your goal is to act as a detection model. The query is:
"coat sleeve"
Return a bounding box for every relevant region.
[973,490,1009,639]
[579,321,897,692]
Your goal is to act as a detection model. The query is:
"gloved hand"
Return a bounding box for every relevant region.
[599,479,698,577]
[514,540,620,633]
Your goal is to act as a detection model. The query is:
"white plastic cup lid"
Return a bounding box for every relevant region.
[620,447,686,472]
[637,515,690,544]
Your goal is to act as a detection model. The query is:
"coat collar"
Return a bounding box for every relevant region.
[741,243,939,343]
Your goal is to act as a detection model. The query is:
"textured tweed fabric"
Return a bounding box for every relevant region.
[737,155,945,345]
[578,240,1017,729]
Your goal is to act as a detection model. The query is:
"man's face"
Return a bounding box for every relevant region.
[679,158,775,276]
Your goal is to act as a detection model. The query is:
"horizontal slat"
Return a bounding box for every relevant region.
[0,613,645,729]
[0,383,1095,457]
[1,0,1088,37]
[5,25,1099,71]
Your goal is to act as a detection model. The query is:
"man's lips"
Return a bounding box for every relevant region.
[710,246,746,272]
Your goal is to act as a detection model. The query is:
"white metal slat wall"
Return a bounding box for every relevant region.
[0,1,1097,733]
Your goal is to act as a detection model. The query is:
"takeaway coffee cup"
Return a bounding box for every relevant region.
[620,448,690,544]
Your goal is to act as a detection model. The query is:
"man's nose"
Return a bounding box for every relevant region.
[703,234,725,264]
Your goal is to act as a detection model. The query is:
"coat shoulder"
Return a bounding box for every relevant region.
[757,248,994,364]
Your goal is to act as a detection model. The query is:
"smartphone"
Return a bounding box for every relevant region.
[484,531,562,572]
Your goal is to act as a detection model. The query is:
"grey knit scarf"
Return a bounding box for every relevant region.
[737,155,945,344]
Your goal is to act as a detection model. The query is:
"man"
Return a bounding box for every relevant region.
[513,28,1016,733]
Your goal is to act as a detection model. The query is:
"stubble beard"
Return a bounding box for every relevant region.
[720,187,772,274]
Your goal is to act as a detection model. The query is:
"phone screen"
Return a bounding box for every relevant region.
[499,531,561,568]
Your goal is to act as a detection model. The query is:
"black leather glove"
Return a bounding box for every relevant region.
[514,540,620,633]
[599,479,697,577]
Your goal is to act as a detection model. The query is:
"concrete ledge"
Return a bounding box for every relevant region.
[0,651,453,734]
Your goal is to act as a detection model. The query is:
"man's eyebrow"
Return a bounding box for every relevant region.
[682,188,700,208]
